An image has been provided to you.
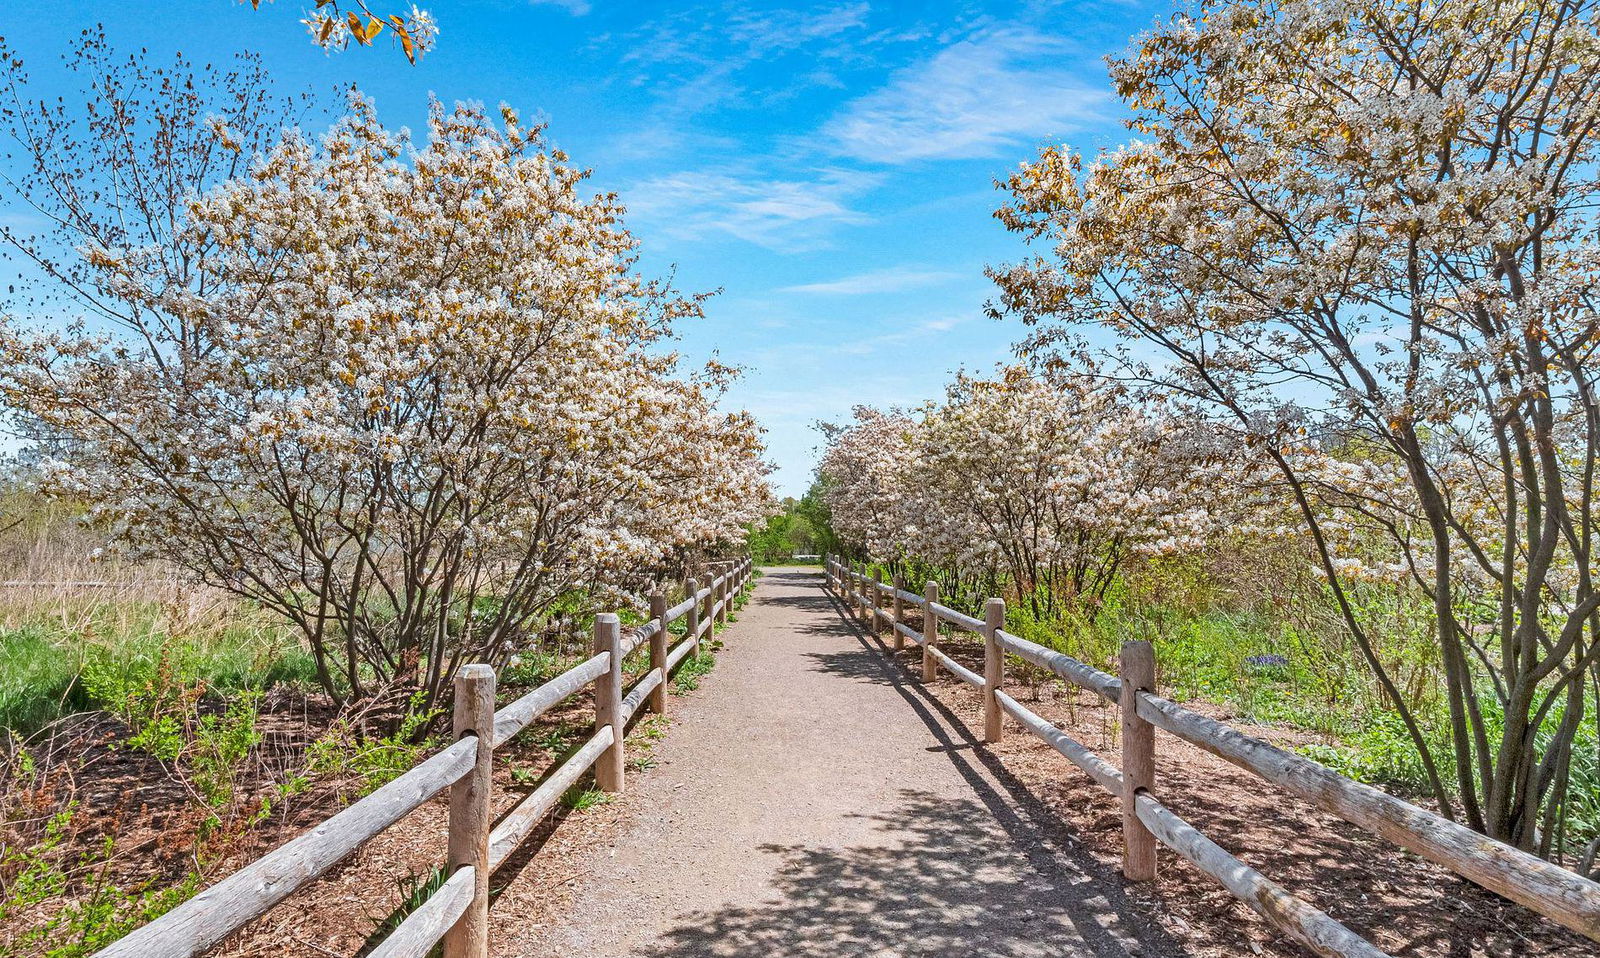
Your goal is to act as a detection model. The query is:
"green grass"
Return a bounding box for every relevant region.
[985,582,1460,799]
[0,627,89,733]
[0,598,317,735]
[1000,584,1600,849]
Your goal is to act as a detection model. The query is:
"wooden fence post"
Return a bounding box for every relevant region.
[872,568,884,635]
[444,664,495,958]
[649,590,668,715]
[922,581,939,682]
[891,573,905,652]
[864,565,875,625]
[984,598,1005,744]
[594,614,624,793]
[700,575,714,644]
[686,578,702,657]
[1121,640,1157,880]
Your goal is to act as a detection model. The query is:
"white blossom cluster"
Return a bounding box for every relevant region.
[300,3,438,62]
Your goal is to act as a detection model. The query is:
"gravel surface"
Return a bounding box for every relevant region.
[514,567,1181,958]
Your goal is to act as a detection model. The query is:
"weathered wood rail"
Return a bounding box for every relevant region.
[824,555,1600,958]
[91,558,754,958]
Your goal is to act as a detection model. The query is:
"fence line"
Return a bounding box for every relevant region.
[823,554,1600,957]
[91,558,755,958]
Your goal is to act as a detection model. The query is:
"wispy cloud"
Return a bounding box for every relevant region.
[616,2,883,115]
[822,28,1108,163]
[836,314,973,355]
[624,168,874,252]
[530,0,591,14]
[779,267,965,295]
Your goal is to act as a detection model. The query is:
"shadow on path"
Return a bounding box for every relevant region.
[640,574,1182,958]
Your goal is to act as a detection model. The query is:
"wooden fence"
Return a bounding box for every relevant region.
[824,555,1600,958]
[91,558,754,958]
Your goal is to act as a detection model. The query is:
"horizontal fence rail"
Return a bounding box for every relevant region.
[822,554,1600,955]
[93,558,754,958]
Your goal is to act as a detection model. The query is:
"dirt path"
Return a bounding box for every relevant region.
[508,566,1182,958]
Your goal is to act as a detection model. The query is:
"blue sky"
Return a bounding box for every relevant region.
[2,0,1170,496]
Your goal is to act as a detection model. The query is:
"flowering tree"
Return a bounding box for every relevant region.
[2,94,770,711]
[816,406,919,562]
[992,0,1600,855]
[910,366,1219,619]
[818,365,1222,618]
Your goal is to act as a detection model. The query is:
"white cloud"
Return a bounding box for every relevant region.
[836,315,973,355]
[625,168,873,252]
[822,28,1108,163]
[617,2,874,113]
[779,267,964,295]
[530,0,591,14]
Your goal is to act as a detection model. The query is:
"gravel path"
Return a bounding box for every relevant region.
[514,566,1183,958]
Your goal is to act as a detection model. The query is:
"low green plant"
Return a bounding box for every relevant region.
[671,646,719,694]
[626,715,667,770]
[560,786,610,812]
[364,866,448,956]
[500,648,576,688]
[306,692,442,800]
[1291,708,1453,796]
[0,805,200,958]
[190,692,264,810]
[527,723,574,755]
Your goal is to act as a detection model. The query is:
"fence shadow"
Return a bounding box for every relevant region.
[641,788,1169,958]
[638,584,1183,958]
[805,579,1583,958]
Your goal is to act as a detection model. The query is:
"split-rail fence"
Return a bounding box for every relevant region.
[825,555,1600,958]
[91,558,754,958]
